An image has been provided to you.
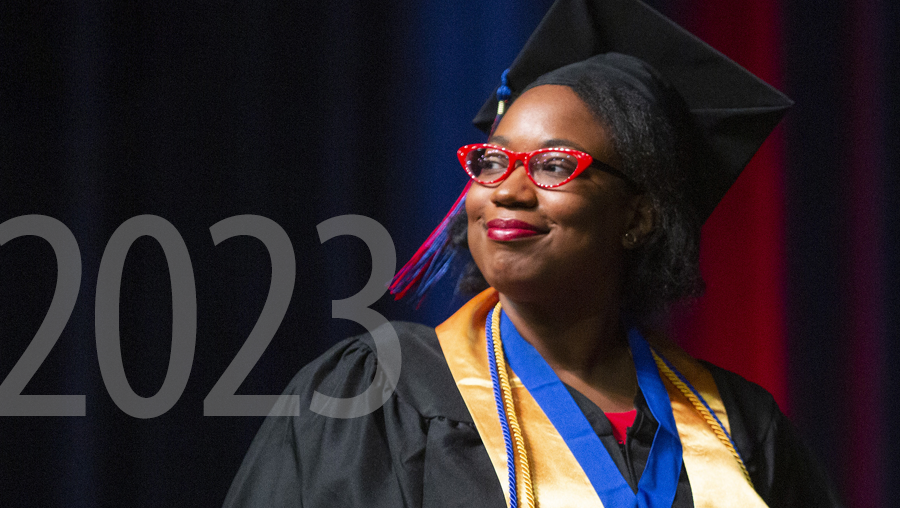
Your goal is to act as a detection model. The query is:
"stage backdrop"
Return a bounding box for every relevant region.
[1,0,896,506]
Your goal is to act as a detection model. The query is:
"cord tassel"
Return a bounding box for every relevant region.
[489,69,512,136]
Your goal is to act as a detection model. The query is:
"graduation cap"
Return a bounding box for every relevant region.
[390,0,792,302]
[473,0,793,220]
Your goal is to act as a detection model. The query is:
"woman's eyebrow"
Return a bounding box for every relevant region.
[485,136,589,153]
[542,138,589,152]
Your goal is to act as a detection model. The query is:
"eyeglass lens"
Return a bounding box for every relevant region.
[465,147,580,186]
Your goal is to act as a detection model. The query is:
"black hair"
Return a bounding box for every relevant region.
[449,76,705,325]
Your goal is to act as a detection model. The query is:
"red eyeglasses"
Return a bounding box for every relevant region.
[457,143,634,189]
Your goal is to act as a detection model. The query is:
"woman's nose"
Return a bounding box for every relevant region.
[491,162,538,208]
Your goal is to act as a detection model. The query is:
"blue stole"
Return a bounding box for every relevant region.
[499,310,683,508]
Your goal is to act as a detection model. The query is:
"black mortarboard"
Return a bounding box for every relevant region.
[472,0,793,220]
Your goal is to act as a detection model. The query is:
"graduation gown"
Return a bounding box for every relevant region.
[222,321,840,508]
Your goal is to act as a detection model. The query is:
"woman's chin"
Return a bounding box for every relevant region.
[485,275,561,303]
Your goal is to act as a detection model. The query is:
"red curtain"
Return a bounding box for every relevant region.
[842,0,886,505]
[671,2,890,505]
[669,0,790,412]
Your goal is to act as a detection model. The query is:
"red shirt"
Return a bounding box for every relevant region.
[606,409,637,444]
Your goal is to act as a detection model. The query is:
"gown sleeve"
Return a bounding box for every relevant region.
[222,328,422,507]
[706,363,844,508]
[222,321,505,508]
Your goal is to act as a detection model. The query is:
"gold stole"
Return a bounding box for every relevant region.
[435,289,768,508]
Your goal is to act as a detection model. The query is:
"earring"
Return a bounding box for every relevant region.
[624,232,637,245]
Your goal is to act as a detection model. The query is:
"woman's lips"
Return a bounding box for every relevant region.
[486,218,547,241]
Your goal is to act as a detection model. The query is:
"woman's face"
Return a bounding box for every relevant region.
[465,84,641,305]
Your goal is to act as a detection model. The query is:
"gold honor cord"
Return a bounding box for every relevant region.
[650,350,753,487]
[491,302,536,508]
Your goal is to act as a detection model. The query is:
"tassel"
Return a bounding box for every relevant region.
[391,69,512,304]
[389,181,471,304]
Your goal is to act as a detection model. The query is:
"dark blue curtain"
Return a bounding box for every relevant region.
[1,0,896,506]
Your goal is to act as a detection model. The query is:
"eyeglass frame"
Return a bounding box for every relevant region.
[456,143,637,190]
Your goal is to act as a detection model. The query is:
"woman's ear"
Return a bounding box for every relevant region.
[622,194,655,249]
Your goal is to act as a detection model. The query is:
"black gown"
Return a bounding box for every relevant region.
[222,322,841,508]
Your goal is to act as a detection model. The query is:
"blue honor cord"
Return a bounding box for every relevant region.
[486,307,518,508]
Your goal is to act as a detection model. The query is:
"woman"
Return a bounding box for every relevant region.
[224,0,839,506]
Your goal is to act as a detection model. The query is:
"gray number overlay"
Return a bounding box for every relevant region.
[204,215,299,416]
[309,215,400,419]
[95,215,196,419]
[0,215,85,416]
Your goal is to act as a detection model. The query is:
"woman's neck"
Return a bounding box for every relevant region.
[498,292,637,412]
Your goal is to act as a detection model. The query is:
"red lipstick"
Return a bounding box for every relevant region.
[486,218,546,241]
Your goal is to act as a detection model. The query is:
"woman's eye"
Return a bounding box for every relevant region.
[483,157,506,169]
[480,153,509,174]
[536,157,576,175]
